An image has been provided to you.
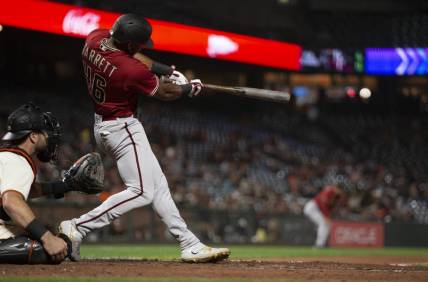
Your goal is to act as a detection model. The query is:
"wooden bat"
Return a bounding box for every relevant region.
[203,84,291,103]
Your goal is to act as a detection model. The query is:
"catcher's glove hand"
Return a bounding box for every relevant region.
[63,152,104,194]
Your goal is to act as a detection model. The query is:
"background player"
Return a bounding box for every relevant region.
[59,14,230,263]
[303,185,343,248]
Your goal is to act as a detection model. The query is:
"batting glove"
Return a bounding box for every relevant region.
[188,79,203,97]
[169,70,188,85]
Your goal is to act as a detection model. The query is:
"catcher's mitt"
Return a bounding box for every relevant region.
[63,152,104,194]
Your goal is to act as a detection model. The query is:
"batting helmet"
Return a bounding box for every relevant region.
[111,14,153,48]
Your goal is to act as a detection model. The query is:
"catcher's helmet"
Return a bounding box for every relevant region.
[111,14,153,48]
[2,102,61,162]
[2,102,46,141]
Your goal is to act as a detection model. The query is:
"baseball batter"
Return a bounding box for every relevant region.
[59,14,230,263]
[303,185,343,247]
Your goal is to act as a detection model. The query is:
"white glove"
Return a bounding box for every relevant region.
[188,79,203,97]
[169,70,188,85]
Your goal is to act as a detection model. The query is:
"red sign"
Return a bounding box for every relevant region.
[0,0,301,70]
[329,220,384,247]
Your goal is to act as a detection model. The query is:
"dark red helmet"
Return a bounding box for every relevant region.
[111,14,153,49]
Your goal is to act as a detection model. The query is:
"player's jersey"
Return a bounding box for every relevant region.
[82,29,159,119]
[0,148,36,239]
[314,185,338,218]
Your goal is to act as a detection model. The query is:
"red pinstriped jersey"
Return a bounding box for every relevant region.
[82,29,159,118]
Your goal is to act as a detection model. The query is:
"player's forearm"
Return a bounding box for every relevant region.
[153,91,181,101]
[3,191,50,242]
[2,191,37,228]
[134,52,174,76]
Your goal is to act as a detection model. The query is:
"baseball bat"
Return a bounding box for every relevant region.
[203,84,291,103]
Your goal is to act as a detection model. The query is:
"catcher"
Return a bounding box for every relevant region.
[0,102,104,264]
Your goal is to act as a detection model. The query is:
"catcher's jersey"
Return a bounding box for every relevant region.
[82,29,159,119]
[0,149,36,239]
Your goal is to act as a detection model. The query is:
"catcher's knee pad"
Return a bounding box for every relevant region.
[0,236,51,264]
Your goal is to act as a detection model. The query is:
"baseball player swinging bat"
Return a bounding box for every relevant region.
[59,13,230,264]
[202,84,291,103]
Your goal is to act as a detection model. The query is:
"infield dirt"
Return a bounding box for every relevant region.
[2,257,428,281]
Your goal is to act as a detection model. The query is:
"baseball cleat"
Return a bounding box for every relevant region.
[58,220,82,261]
[181,244,230,263]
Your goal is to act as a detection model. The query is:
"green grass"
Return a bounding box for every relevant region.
[80,244,428,260]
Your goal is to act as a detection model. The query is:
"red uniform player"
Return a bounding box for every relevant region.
[59,14,230,263]
[304,185,342,247]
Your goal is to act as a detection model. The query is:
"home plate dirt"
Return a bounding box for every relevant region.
[1,257,428,281]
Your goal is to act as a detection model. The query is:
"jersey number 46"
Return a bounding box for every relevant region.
[84,64,106,104]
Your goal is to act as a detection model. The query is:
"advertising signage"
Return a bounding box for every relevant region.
[0,1,301,70]
[365,48,428,76]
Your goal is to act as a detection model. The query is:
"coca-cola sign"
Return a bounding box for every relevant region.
[62,9,100,36]
[329,221,384,247]
[0,1,301,70]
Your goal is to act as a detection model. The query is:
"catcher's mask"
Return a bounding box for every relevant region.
[37,112,61,162]
[2,102,61,162]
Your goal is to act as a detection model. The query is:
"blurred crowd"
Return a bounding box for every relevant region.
[1,88,428,226]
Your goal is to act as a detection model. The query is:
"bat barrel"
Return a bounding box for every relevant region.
[204,84,290,103]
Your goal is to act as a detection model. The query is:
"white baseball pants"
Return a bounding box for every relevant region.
[71,116,200,250]
[303,199,330,247]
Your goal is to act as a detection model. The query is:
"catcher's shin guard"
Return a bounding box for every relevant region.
[0,236,51,264]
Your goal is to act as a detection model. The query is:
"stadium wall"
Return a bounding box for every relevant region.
[32,202,428,247]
